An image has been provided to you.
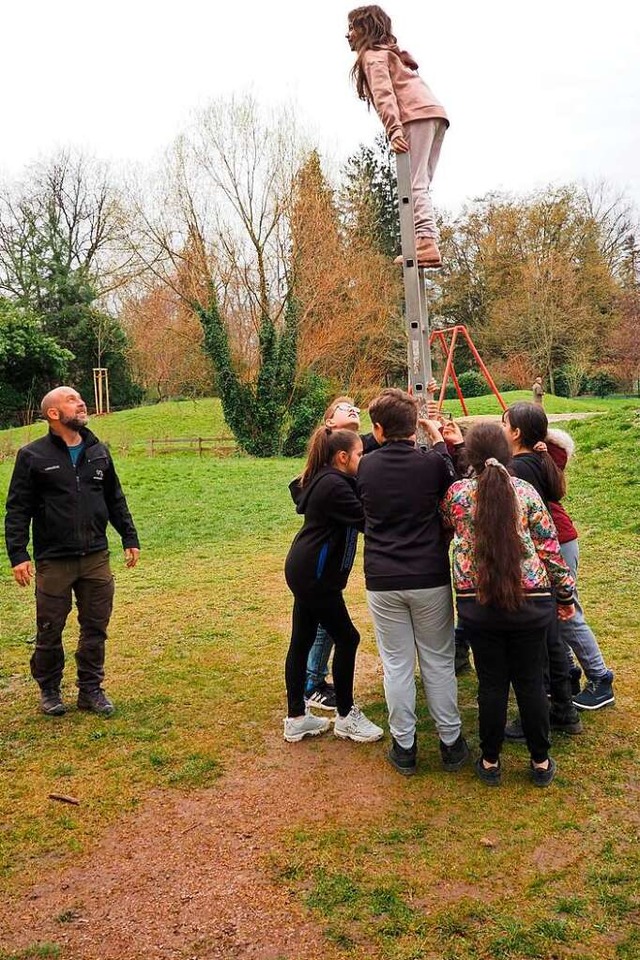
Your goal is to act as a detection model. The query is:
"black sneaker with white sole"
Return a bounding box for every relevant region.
[573,672,615,711]
[305,682,337,712]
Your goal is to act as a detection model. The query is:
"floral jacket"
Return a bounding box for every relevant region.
[440,477,575,598]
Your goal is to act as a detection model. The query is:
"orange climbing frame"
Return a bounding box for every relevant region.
[429,325,506,416]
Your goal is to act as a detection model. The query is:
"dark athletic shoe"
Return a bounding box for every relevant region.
[388,736,417,776]
[573,672,615,711]
[549,707,583,735]
[77,687,115,716]
[474,756,501,787]
[440,734,470,772]
[530,756,557,788]
[504,716,527,743]
[40,687,65,716]
[305,682,337,713]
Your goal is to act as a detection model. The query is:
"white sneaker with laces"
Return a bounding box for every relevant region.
[334,705,384,743]
[284,711,331,743]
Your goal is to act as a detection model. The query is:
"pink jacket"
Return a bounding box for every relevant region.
[361,45,448,141]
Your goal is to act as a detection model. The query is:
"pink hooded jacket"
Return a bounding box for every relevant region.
[360,45,448,141]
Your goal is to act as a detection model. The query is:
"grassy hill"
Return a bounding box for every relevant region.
[0,397,638,959]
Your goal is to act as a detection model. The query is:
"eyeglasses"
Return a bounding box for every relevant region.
[334,403,360,414]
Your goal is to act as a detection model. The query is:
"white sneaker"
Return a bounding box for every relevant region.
[334,705,384,743]
[284,711,331,743]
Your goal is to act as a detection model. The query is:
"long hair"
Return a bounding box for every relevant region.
[465,423,524,611]
[348,6,417,102]
[300,427,360,487]
[506,402,566,501]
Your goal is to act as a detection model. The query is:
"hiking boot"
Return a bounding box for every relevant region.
[334,705,384,743]
[549,706,583,735]
[530,756,557,788]
[569,666,583,696]
[440,734,470,772]
[284,711,331,742]
[305,681,337,713]
[77,687,115,716]
[388,736,417,776]
[474,756,501,787]
[416,238,442,268]
[40,687,65,716]
[504,716,527,742]
[573,672,615,711]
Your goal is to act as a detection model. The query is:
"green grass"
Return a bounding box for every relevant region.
[440,389,638,417]
[0,395,639,959]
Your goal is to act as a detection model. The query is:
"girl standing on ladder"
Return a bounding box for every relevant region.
[347,5,448,268]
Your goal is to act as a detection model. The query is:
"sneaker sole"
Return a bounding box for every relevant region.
[387,756,416,776]
[284,724,330,743]
[77,703,115,716]
[41,705,66,716]
[442,756,470,773]
[334,729,384,743]
[550,722,583,735]
[305,700,338,714]
[572,696,615,711]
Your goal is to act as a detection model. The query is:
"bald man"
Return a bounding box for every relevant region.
[5,386,140,717]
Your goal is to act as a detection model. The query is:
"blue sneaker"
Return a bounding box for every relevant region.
[573,671,614,711]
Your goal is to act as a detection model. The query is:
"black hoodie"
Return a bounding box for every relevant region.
[285,467,365,593]
[509,453,550,504]
[357,440,455,591]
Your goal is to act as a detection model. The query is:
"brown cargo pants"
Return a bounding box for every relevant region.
[31,550,115,692]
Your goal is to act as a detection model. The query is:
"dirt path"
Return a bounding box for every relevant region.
[0,731,401,960]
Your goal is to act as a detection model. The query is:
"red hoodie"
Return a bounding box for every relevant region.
[546,438,579,544]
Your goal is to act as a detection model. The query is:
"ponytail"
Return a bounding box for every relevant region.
[466,424,524,611]
[300,427,360,487]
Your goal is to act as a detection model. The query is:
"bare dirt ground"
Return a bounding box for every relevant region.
[0,733,397,960]
[0,654,406,960]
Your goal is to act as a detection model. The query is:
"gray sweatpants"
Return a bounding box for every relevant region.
[404,118,447,240]
[367,585,461,748]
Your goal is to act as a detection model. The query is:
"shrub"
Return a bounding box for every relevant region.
[587,369,620,397]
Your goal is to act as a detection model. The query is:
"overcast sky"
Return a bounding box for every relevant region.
[2,0,640,215]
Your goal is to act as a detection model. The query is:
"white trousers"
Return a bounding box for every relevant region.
[367,584,461,748]
[404,118,447,240]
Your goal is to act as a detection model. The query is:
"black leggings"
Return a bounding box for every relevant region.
[285,586,360,718]
[458,597,554,764]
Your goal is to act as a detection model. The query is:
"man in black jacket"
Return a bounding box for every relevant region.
[5,386,140,717]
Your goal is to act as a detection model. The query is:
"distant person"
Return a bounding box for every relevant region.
[4,386,140,717]
[347,5,448,268]
[441,422,576,788]
[357,389,468,776]
[284,427,383,744]
[532,377,544,406]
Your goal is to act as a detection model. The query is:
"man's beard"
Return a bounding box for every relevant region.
[59,412,88,431]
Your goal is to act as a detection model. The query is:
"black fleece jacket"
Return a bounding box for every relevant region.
[356,440,456,591]
[509,452,550,504]
[285,467,365,593]
[5,427,139,566]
